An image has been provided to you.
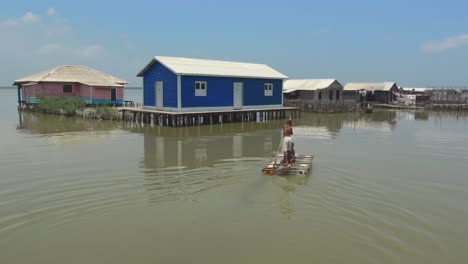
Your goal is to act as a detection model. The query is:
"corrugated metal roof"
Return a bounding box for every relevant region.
[137,56,288,79]
[13,65,128,86]
[401,87,432,92]
[283,79,342,93]
[343,82,397,91]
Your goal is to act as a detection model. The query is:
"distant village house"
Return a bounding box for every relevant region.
[343,82,399,104]
[14,65,128,105]
[398,87,433,105]
[283,79,354,112]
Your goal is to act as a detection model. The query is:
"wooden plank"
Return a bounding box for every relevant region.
[262,154,314,175]
[118,106,299,116]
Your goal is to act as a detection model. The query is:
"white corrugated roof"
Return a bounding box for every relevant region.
[14,65,128,86]
[344,82,397,91]
[283,79,342,93]
[401,87,432,92]
[137,56,288,79]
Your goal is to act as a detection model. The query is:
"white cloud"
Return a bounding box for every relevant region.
[22,12,41,24]
[79,45,105,58]
[37,43,105,59]
[422,33,468,53]
[37,43,64,54]
[46,23,72,37]
[47,7,56,16]
[1,11,41,26]
[1,11,105,61]
[0,10,140,85]
[312,28,331,38]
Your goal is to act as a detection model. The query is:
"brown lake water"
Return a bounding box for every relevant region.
[1,88,468,263]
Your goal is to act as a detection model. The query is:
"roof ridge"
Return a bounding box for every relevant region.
[155,55,268,66]
[286,78,336,81]
[80,65,127,84]
[13,65,128,86]
[39,66,63,82]
[138,56,287,79]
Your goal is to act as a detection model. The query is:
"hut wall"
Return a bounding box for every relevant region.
[374,91,390,103]
[342,90,358,101]
[92,87,123,100]
[283,99,357,112]
[374,86,399,103]
[90,86,123,104]
[181,76,283,109]
[22,85,38,102]
[142,61,178,109]
[22,82,81,103]
[79,84,91,98]
[284,85,355,112]
[294,87,343,103]
[23,82,81,98]
[21,82,123,104]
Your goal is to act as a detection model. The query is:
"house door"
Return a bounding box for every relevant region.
[155,81,163,110]
[111,88,117,101]
[233,82,243,109]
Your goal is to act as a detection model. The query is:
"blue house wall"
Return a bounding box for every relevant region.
[181,76,283,108]
[143,62,177,108]
[181,76,232,107]
[242,79,283,106]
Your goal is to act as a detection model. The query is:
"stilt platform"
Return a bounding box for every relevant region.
[262,154,314,176]
[118,106,299,127]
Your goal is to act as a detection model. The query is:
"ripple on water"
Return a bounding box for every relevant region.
[291,163,448,261]
[0,157,264,235]
[143,158,261,203]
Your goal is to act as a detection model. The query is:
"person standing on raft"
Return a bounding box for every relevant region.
[282,118,293,167]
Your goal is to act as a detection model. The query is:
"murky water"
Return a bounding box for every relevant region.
[1,88,468,263]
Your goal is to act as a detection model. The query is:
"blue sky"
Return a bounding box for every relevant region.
[1,0,467,87]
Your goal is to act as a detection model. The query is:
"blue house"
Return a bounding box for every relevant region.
[137,56,288,112]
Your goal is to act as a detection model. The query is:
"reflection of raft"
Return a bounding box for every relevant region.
[262,154,314,176]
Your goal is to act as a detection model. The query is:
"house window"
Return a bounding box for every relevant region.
[195,81,207,96]
[318,91,322,100]
[63,84,72,93]
[264,83,273,96]
[336,90,340,100]
[329,90,333,100]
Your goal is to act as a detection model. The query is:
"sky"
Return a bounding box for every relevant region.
[1,0,467,87]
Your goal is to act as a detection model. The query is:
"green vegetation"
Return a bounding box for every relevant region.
[34,96,119,120]
[95,105,117,119]
[36,96,85,116]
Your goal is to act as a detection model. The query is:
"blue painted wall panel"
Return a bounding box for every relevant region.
[181,76,233,107]
[143,62,177,107]
[181,76,282,108]
[242,79,283,106]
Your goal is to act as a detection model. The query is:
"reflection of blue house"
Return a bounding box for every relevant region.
[137,56,288,112]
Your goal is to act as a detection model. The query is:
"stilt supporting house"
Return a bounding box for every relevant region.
[119,106,299,127]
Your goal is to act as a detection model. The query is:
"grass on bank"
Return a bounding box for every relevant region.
[35,96,118,119]
[37,96,85,116]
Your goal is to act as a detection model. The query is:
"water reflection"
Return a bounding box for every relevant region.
[126,123,282,171]
[341,111,398,134]
[121,122,283,203]
[15,109,468,178]
[17,111,123,142]
[6,106,468,262]
[12,109,468,217]
[130,121,315,213]
[275,172,312,218]
[18,111,124,133]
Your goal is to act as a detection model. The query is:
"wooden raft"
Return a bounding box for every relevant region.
[262,154,314,176]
